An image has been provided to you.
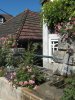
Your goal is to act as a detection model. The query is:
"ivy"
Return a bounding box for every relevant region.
[42,0,75,28]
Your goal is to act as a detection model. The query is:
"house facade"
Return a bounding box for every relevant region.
[42,0,59,69]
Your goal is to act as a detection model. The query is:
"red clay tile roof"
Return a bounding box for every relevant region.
[0,9,42,40]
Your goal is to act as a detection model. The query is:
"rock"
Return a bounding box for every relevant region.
[53,36,75,75]
[35,81,63,100]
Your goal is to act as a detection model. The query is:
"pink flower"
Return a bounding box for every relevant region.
[29,80,35,85]
[10,73,14,79]
[13,72,16,76]
[23,81,28,85]
[58,25,62,30]
[19,81,23,86]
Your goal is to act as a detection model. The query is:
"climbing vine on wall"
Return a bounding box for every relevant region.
[42,0,75,28]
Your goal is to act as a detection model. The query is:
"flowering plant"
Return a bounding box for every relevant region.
[42,0,75,29]
[55,18,75,44]
[12,66,46,90]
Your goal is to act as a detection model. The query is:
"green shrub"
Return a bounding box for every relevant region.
[0,68,5,77]
[42,0,75,28]
[61,76,75,100]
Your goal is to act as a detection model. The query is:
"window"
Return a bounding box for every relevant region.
[0,18,4,24]
[51,40,58,54]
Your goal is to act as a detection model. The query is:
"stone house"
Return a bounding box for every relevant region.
[41,0,75,75]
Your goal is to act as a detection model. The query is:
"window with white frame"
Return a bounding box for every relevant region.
[51,39,58,54]
[0,18,4,24]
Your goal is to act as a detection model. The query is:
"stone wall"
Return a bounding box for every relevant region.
[0,77,22,100]
[22,88,43,100]
[0,77,43,100]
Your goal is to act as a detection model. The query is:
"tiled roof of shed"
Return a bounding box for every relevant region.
[0,9,42,40]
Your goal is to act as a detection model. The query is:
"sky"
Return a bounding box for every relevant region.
[0,0,41,16]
